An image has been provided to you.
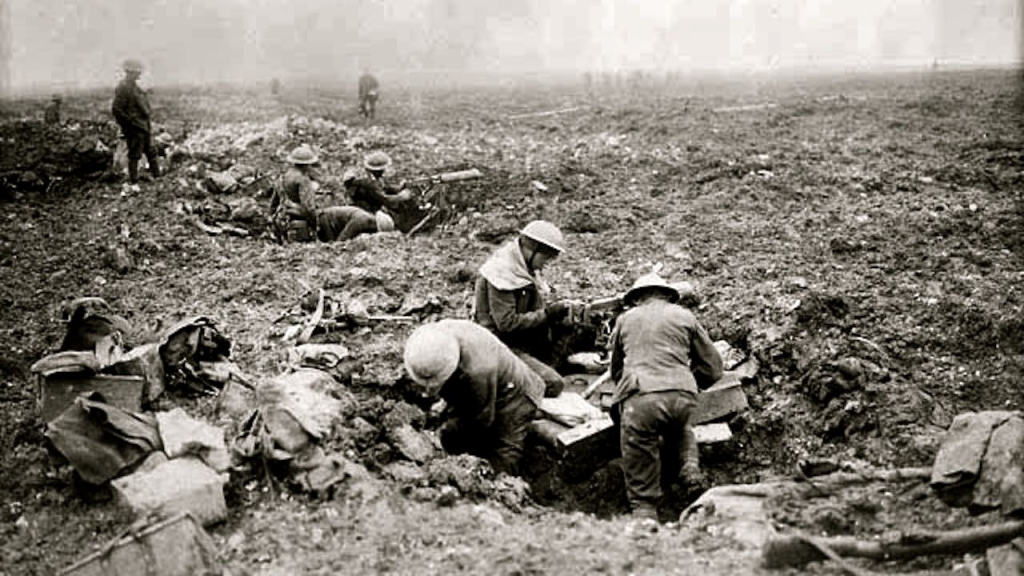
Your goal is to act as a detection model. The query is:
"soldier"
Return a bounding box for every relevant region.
[342,151,412,227]
[270,145,321,242]
[473,220,571,398]
[271,145,394,243]
[608,273,724,521]
[403,319,544,476]
[358,69,379,119]
[111,59,160,183]
[44,94,61,125]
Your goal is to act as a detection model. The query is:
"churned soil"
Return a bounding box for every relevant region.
[1,68,1022,575]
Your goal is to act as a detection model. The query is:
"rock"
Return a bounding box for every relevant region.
[472,504,506,527]
[409,486,439,502]
[18,171,43,189]
[111,457,227,526]
[381,402,426,431]
[388,425,436,464]
[436,485,460,507]
[104,244,134,274]
[383,461,427,485]
[346,416,380,448]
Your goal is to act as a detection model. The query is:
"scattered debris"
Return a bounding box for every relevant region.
[712,103,778,113]
[508,106,583,120]
[57,512,224,576]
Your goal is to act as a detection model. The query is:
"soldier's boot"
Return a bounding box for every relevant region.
[681,461,708,491]
[127,158,139,183]
[147,154,161,178]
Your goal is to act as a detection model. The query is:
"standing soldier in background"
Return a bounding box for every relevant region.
[358,68,379,120]
[44,94,62,125]
[111,59,160,183]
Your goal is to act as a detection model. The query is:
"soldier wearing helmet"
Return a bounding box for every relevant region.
[403,319,544,475]
[609,272,723,521]
[341,150,413,231]
[111,59,160,183]
[271,145,392,243]
[473,219,572,397]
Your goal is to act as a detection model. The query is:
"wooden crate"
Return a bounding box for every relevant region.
[58,512,222,576]
[38,373,144,423]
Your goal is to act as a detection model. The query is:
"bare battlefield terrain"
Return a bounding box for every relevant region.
[1,68,1023,574]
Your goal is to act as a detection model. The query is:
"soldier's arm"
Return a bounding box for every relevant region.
[487,283,549,335]
[297,179,319,221]
[609,322,624,384]
[689,321,724,388]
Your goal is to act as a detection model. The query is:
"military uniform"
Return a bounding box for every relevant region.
[474,239,566,397]
[609,297,723,519]
[111,75,159,182]
[358,73,379,119]
[412,319,544,475]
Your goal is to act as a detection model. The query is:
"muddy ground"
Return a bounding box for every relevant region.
[1,69,1022,575]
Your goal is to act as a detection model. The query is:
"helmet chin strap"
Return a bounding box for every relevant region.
[520,238,539,273]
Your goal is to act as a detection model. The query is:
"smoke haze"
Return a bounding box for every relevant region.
[1,0,1021,92]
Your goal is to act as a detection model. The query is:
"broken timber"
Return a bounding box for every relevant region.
[531,418,733,480]
[762,521,1024,570]
[508,106,582,120]
[58,512,222,576]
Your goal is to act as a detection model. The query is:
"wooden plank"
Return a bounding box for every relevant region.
[693,374,748,424]
[694,423,732,444]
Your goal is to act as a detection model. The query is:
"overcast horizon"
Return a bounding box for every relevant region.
[1,0,1021,93]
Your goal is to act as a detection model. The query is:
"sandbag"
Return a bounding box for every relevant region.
[931,411,1017,507]
[45,393,162,485]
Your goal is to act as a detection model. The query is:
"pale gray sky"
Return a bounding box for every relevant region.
[1,0,1021,91]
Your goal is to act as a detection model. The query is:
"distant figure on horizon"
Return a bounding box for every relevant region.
[44,94,61,125]
[270,77,281,96]
[358,69,379,120]
[111,59,160,183]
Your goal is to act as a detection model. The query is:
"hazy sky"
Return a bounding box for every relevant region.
[1,0,1021,90]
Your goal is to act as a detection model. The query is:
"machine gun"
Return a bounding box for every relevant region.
[406,168,483,203]
[405,168,484,235]
[563,281,700,349]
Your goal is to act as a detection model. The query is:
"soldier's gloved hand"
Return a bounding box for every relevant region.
[545,301,570,322]
[396,189,413,202]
